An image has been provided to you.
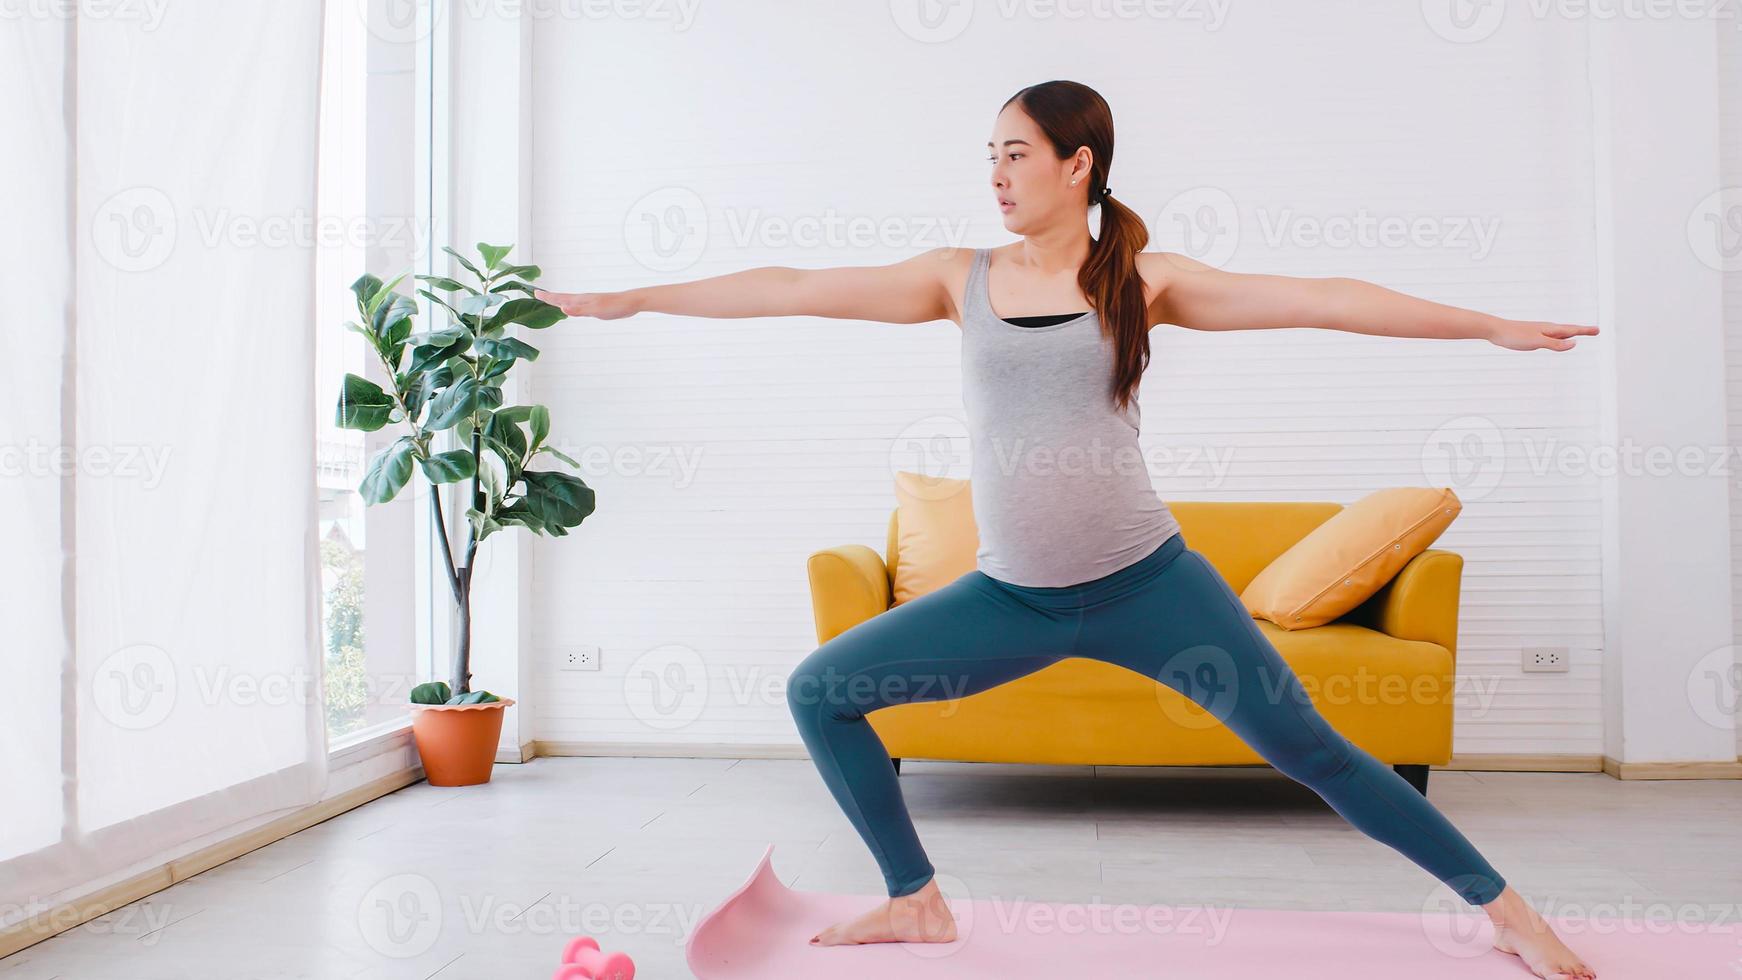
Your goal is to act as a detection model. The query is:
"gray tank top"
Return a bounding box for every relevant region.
[960,246,1182,587]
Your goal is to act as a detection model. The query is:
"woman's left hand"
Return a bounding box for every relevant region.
[1486,318,1600,351]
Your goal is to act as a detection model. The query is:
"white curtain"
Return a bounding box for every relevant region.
[0,10,72,871]
[1,0,329,918]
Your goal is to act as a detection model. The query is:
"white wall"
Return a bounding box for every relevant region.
[509,3,1723,760]
[1589,15,1733,767]
[1722,21,1742,759]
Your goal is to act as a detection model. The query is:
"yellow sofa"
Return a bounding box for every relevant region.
[805,500,1464,795]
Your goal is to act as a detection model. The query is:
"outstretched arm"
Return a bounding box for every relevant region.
[534,247,961,324]
[1143,251,1598,352]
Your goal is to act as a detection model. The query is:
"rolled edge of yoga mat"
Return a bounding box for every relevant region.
[685,844,783,976]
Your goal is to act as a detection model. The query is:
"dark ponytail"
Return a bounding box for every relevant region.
[1003,81,1151,413]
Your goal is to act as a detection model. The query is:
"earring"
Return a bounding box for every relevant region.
[1070,180,1077,186]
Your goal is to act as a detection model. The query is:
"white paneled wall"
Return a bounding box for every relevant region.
[525,3,1606,754]
[1723,24,1742,759]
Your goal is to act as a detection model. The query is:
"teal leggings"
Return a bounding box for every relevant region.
[786,531,1506,907]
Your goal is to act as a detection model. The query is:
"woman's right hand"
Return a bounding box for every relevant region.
[533,288,641,320]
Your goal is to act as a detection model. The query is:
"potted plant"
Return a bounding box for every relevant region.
[335,242,595,785]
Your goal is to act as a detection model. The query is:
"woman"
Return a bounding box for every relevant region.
[537,80,1598,980]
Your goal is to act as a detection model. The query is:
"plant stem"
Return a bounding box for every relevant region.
[454,425,483,695]
[455,565,472,696]
[429,490,463,607]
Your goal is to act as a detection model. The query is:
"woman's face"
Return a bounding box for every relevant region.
[987,103,1090,235]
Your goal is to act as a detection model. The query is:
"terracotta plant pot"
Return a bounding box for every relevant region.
[409,698,515,787]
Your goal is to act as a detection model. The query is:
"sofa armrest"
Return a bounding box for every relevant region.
[806,545,892,645]
[1347,549,1464,657]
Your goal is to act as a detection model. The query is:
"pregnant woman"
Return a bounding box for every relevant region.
[537,80,1598,980]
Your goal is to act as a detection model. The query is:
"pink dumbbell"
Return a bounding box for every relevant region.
[551,936,634,980]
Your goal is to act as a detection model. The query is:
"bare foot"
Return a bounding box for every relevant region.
[1483,885,1596,978]
[809,875,957,946]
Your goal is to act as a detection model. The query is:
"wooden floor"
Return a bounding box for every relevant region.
[3,757,1737,979]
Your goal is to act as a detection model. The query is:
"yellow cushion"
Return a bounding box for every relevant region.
[1240,487,1461,630]
[890,470,978,605]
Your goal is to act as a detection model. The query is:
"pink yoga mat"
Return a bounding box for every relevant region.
[686,845,1740,978]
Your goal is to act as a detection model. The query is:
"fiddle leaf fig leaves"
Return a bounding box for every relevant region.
[519,470,595,532]
[410,681,451,705]
[425,375,479,432]
[441,245,485,281]
[419,450,476,485]
[538,444,580,468]
[529,405,550,455]
[483,411,529,482]
[404,336,468,378]
[401,372,431,427]
[477,384,504,413]
[483,297,564,331]
[493,498,546,534]
[336,374,394,432]
[360,437,417,504]
[418,287,465,323]
[340,243,590,705]
[476,336,540,370]
[465,506,504,543]
[408,324,469,348]
[372,289,417,341]
[418,275,477,295]
[458,291,508,320]
[351,272,385,310]
[448,690,501,705]
[477,455,504,506]
[477,242,511,271]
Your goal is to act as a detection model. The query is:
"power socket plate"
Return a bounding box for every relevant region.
[1522,646,1568,673]
[562,646,601,671]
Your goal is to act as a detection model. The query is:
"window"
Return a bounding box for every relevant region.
[314,0,441,743]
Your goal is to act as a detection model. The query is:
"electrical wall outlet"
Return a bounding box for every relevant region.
[1522,646,1568,673]
[561,646,601,671]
